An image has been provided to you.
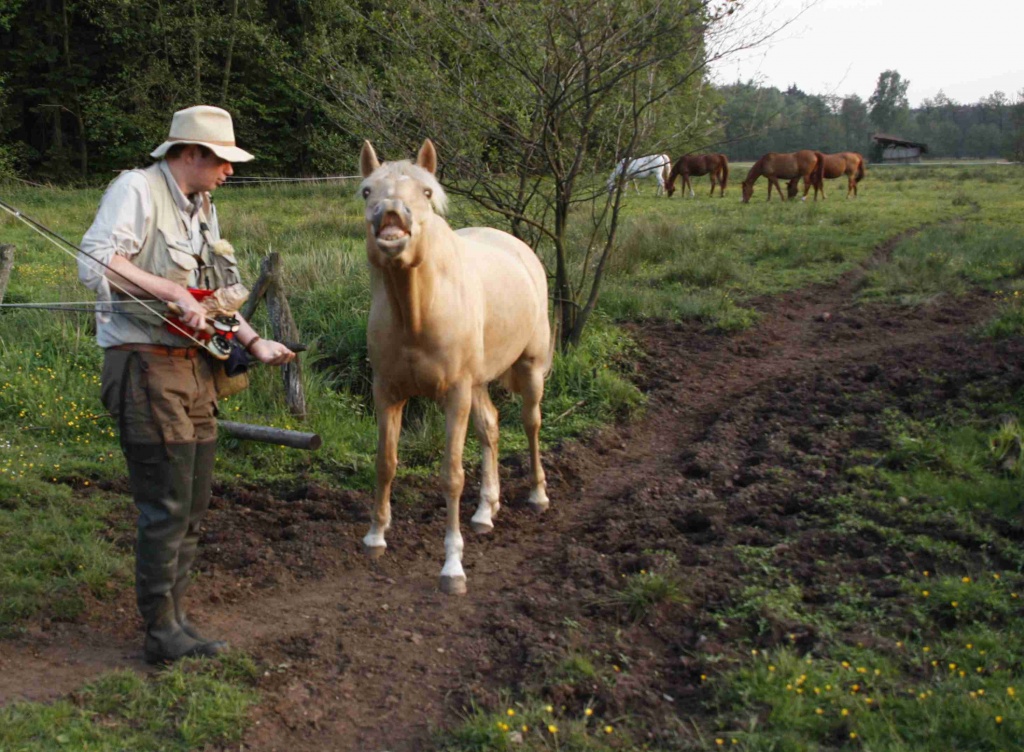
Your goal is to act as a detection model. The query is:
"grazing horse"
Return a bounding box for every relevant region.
[665,153,730,198]
[741,150,825,203]
[606,153,672,195]
[359,139,552,595]
[787,151,866,200]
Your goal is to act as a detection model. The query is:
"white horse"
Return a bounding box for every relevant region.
[359,139,552,596]
[606,153,672,195]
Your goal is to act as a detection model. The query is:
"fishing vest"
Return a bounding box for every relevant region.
[115,163,243,337]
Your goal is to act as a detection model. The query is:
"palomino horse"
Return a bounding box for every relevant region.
[665,153,730,198]
[741,150,825,203]
[359,139,552,595]
[787,151,866,200]
[606,154,672,195]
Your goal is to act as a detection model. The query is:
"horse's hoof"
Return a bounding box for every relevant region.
[527,500,550,513]
[439,575,467,595]
[364,544,387,559]
[470,520,494,535]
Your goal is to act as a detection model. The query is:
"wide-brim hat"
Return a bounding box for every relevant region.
[150,105,255,163]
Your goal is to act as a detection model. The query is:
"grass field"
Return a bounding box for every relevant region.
[2,163,1024,749]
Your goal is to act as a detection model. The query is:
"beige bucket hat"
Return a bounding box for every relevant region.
[150,105,255,163]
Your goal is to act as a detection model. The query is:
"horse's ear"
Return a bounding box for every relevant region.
[416,139,437,175]
[360,141,380,178]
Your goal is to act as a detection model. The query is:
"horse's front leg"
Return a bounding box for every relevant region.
[768,178,782,201]
[470,386,501,534]
[440,383,472,595]
[364,391,406,557]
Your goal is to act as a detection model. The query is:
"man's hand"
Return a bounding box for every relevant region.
[170,290,209,332]
[249,338,296,365]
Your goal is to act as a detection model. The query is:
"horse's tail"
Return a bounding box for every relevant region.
[855,154,866,183]
[814,152,826,187]
[720,155,729,191]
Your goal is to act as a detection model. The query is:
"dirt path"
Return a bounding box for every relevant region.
[2,226,1018,751]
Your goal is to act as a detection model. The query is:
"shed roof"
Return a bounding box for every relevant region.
[872,133,929,153]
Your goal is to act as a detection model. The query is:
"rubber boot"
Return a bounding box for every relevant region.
[172,440,227,652]
[127,442,223,664]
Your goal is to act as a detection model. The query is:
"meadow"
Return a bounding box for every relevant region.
[2,163,1024,750]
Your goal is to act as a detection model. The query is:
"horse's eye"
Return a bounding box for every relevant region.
[424,188,432,199]
[362,187,371,199]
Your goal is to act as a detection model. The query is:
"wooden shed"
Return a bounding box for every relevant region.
[872,134,928,163]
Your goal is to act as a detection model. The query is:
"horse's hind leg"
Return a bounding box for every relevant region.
[469,385,501,534]
[440,382,473,595]
[515,361,549,511]
[364,392,406,557]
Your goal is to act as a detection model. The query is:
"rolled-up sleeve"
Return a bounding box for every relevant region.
[78,171,151,294]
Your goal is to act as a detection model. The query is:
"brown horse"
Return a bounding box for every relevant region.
[665,153,729,198]
[741,151,825,203]
[787,151,866,200]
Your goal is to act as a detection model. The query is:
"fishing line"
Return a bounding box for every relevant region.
[0,197,210,350]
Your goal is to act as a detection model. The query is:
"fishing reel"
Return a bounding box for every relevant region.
[166,288,241,361]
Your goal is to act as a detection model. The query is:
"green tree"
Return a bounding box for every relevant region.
[869,69,910,133]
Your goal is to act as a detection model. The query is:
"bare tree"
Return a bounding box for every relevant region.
[318,0,783,349]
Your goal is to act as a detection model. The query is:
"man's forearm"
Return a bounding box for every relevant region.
[105,254,187,303]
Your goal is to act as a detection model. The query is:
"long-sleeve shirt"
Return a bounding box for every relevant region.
[78,160,220,347]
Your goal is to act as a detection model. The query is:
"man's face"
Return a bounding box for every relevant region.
[187,147,234,193]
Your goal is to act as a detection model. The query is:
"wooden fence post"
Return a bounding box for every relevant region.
[0,245,14,306]
[243,252,307,420]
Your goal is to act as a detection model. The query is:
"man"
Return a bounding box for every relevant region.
[78,105,295,664]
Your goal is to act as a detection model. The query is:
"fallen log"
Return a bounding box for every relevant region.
[218,420,322,450]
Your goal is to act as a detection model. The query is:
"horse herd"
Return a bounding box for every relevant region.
[609,150,867,203]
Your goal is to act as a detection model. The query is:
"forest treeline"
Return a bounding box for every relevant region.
[717,74,1024,163]
[0,0,1021,186]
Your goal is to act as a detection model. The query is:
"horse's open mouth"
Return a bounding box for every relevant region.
[376,212,409,244]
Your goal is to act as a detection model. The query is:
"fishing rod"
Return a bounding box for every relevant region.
[0,196,236,358]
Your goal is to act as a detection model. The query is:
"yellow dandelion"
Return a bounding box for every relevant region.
[841,709,849,717]
[716,740,724,746]
[545,705,553,713]
[768,665,776,672]
[506,709,515,717]
[604,725,614,734]
[1007,687,1016,697]
[522,725,529,732]
[996,716,1003,724]
[548,724,558,734]
[815,708,824,715]
[962,577,971,583]
[585,708,593,717]
[850,732,858,739]
[922,590,930,597]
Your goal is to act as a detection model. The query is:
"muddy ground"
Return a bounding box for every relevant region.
[3,230,1024,750]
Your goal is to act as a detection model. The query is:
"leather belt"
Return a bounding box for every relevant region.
[110,343,201,359]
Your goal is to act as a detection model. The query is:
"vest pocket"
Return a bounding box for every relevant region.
[161,232,200,286]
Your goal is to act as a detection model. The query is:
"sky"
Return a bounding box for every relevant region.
[710,0,1024,106]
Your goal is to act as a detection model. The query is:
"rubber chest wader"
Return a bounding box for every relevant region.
[115,164,242,663]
